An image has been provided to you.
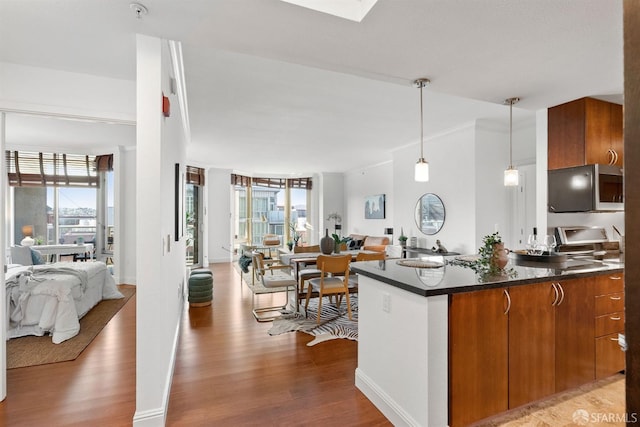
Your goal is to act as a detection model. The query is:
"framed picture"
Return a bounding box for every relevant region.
[175,163,184,241]
[365,194,386,219]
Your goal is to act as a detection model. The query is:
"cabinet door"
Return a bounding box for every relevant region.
[548,98,586,169]
[508,282,556,408]
[585,98,613,165]
[596,332,626,379]
[609,103,624,166]
[555,278,595,392]
[449,288,508,427]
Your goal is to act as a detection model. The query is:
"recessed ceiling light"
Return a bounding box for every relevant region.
[279,0,378,22]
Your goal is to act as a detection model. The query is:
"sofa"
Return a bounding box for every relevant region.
[347,234,390,253]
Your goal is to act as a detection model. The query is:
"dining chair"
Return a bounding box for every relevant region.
[251,252,296,322]
[305,254,352,324]
[348,251,386,288]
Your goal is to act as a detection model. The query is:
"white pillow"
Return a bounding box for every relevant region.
[10,246,33,266]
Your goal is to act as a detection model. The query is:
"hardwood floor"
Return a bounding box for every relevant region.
[1,285,137,426]
[0,262,626,426]
[166,263,390,426]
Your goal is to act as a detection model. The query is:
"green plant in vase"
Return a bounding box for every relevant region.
[448,232,516,279]
[331,233,349,254]
[398,227,408,247]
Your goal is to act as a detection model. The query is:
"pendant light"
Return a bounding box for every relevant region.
[414,78,430,182]
[504,97,520,186]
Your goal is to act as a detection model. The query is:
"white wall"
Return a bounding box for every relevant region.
[119,146,137,284]
[391,124,478,254]
[134,35,186,426]
[318,172,345,239]
[343,162,393,238]
[0,62,135,122]
[207,168,233,263]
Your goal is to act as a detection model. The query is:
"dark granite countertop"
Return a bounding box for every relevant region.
[350,254,624,297]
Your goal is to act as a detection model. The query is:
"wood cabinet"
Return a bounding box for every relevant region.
[449,273,624,426]
[449,283,556,425]
[548,97,623,169]
[449,288,508,427]
[554,277,596,392]
[594,273,625,378]
[508,282,556,408]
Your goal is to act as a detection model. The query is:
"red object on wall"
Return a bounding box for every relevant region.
[162,94,170,117]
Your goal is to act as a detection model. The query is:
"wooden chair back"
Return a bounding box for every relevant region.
[251,252,267,278]
[356,251,386,261]
[293,245,320,253]
[317,254,351,283]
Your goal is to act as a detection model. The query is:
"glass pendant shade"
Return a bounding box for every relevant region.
[504,167,519,186]
[415,158,429,182]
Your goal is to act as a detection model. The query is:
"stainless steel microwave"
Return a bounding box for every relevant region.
[548,164,624,212]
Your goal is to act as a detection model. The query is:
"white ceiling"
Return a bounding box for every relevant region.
[0,0,623,175]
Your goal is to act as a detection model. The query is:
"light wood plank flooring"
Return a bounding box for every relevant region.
[0,262,626,426]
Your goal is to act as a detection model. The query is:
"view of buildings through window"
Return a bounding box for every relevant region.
[233,184,308,253]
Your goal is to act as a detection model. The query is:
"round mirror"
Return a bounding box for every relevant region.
[414,193,445,235]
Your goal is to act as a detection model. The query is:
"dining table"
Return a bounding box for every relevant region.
[279,250,379,283]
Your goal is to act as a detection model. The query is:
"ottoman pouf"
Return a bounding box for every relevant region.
[188,273,213,307]
[190,268,213,277]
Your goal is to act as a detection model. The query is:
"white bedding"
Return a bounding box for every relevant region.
[5,262,124,344]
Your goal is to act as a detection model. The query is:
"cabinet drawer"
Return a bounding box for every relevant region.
[595,332,626,379]
[595,292,624,316]
[593,273,624,295]
[595,312,625,337]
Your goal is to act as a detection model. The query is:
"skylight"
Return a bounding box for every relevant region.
[280,0,378,22]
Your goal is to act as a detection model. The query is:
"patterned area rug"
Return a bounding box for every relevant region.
[268,295,358,346]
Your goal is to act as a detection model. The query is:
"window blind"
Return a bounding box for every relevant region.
[230,173,312,189]
[5,150,104,187]
[186,166,205,186]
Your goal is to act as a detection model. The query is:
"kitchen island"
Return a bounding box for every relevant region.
[351,255,624,427]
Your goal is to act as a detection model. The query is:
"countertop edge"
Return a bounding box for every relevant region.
[351,264,624,297]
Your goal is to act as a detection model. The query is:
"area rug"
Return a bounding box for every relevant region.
[268,295,358,346]
[7,284,136,369]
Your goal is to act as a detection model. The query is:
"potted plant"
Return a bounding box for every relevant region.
[289,221,302,246]
[286,240,294,251]
[331,233,349,254]
[398,228,408,247]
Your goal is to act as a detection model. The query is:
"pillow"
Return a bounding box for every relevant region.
[30,248,45,265]
[10,246,33,266]
[348,239,364,250]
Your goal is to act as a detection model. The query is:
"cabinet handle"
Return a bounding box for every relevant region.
[556,282,565,306]
[610,296,622,301]
[610,337,619,342]
[610,316,621,321]
[551,283,559,306]
[609,276,622,280]
[503,289,511,315]
[607,148,618,165]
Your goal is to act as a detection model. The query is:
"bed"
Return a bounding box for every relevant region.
[4,261,124,344]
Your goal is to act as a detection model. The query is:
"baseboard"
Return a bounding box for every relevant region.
[355,368,419,427]
[132,407,166,427]
[132,296,183,427]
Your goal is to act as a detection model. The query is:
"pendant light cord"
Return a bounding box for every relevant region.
[509,99,513,168]
[420,84,424,159]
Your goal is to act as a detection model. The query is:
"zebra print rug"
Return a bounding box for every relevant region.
[268,295,358,346]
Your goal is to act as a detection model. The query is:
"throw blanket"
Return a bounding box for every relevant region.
[238,255,252,273]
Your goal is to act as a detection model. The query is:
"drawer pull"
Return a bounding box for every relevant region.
[609,276,622,280]
[610,296,622,301]
[610,316,621,321]
[610,337,619,342]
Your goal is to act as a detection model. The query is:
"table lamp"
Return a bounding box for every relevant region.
[21,225,35,247]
